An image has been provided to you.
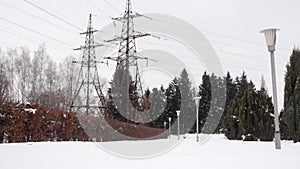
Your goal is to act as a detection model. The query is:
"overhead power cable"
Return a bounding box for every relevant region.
[0,0,82,39]
[84,0,111,17]
[0,0,66,32]
[23,0,83,31]
[0,16,73,48]
[102,0,122,14]
[0,26,72,54]
[141,16,291,53]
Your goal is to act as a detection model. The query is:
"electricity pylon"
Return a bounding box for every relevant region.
[105,0,150,122]
[70,14,106,115]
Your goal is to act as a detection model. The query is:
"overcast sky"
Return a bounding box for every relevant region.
[1,0,300,109]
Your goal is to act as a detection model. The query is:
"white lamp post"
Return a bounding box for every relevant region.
[260,28,281,150]
[176,110,181,140]
[193,97,201,142]
[164,121,167,130]
[168,117,172,139]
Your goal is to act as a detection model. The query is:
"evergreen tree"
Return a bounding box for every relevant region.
[108,63,134,123]
[294,77,300,141]
[224,98,243,140]
[236,71,248,98]
[218,72,236,133]
[177,69,195,134]
[195,72,211,133]
[239,86,258,141]
[223,72,274,141]
[256,86,274,141]
[147,87,166,128]
[164,78,181,133]
[209,75,226,134]
[282,49,300,142]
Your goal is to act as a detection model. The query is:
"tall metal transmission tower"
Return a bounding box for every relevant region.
[70,14,106,115]
[106,0,150,122]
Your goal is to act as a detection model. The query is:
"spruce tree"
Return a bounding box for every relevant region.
[108,63,145,123]
[163,78,181,133]
[206,74,226,134]
[223,72,275,141]
[239,86,258,141]
[108,65,130,122]
[256,86,274,141]
[224,99,243,140]
[219,72,236,134]
[196,72,211,133]
[282,49,300,142]
[294,77,300,141]
[177,69,195,134]
[147,87,166,128]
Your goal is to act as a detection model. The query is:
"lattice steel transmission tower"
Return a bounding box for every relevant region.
[70,14,106,115]
[105,0,150,122]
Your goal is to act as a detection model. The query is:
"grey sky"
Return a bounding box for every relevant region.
[1,0,300,109]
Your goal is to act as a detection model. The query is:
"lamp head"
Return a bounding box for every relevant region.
[176,110,181,116]
[193,97,201,106]
[260,28,279,52]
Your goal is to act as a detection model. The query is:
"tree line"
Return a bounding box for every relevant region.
[1,44,300,143]
[106,49,300,143]
[0,44,77,111]
[109,68,274,141]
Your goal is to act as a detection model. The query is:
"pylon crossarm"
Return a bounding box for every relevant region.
[80,29,98,35]
[74,44,104,51]
[111,13,143,22]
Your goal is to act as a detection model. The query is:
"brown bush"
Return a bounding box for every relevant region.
[0,101,167,143]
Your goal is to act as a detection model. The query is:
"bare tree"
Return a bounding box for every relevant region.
[0,44,80,111]
[44,59,58,107]
[0,62,9,102]
[30,44,49,104]
[6,48,18,101]
[57,56,78,111]
[15,47,31,102]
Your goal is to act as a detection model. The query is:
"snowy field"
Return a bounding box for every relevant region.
[0,134,299,169]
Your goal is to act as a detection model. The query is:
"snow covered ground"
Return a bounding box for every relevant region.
[0,134,299,169]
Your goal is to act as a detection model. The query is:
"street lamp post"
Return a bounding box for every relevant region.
[260,28,281,150]
[176,110,181,140]
[168,117,172,139]
[164,121,167,130]
[193,97,201,142]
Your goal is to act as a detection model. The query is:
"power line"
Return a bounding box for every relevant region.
[128,46,281,76]
[0,0,82,40]
[140,16,291,53]
[217,50,286,66]
[23,0,83,31]
[0,26,72,54]
[0,1,67,32]
[169,0,300,41]
[22,0,113,44]
[84,0,111,17]
[208,38,287,57]
[203,30,291,52]
[139,35,287,66]
[102,0,122,14]
[135,26,289,67]
[0,16,73,48]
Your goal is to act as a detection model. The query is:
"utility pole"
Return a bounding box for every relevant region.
[194,97,201,142]
[70,14,106,115]
[260,28,281,150]
[105,0,150,122]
